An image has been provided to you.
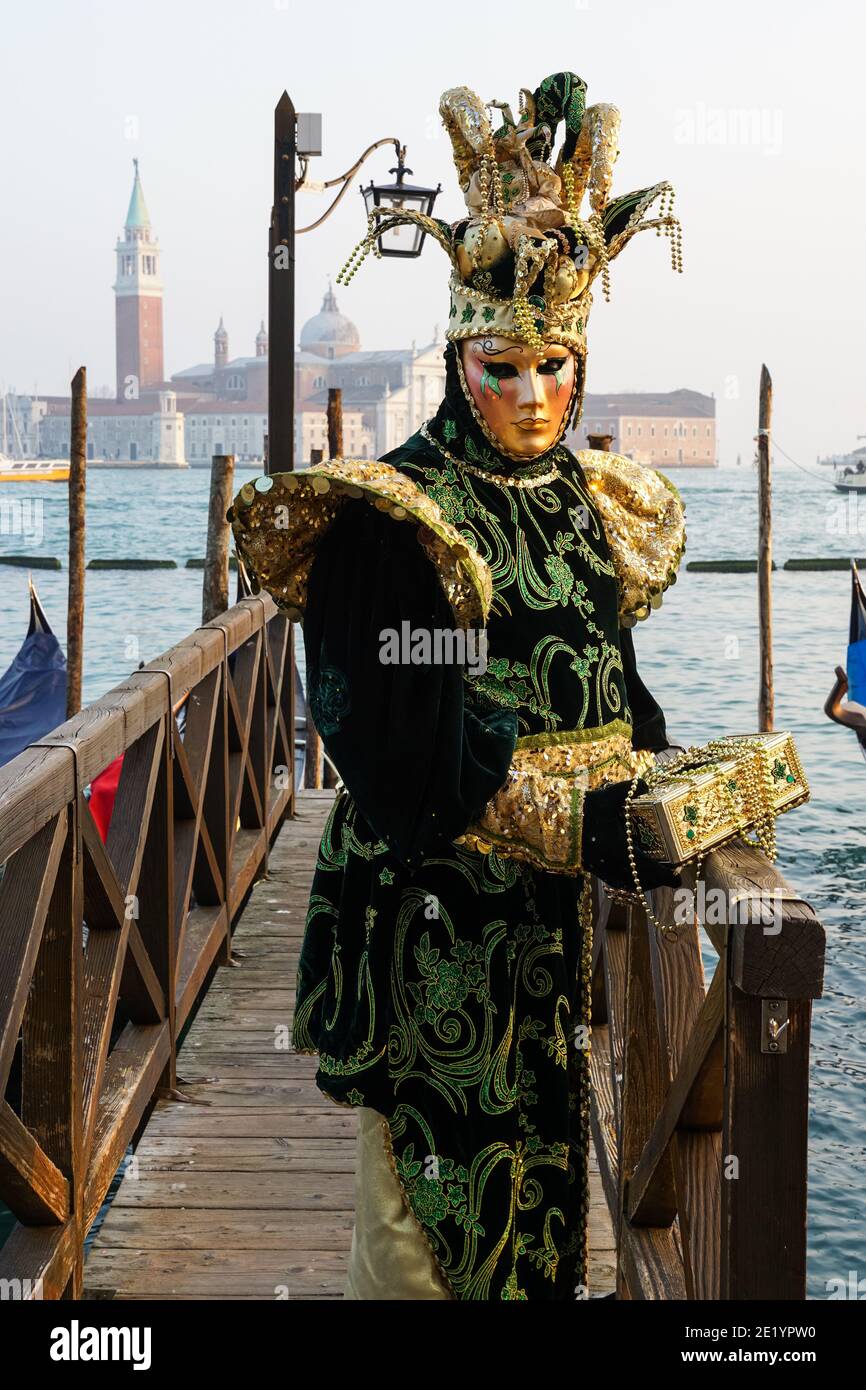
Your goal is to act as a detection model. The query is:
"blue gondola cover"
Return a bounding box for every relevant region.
[0,581,67,767]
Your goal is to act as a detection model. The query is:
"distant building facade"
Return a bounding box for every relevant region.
[169,284,447,464]
[37,392,185,464]
[568,389,717,467]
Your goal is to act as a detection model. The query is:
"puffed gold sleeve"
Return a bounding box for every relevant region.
[227,459,493,630]
[578,450,686,626]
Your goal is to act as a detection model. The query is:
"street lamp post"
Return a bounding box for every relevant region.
[264,93,440,794]
[265,91,441,476]
[267,92,296,476]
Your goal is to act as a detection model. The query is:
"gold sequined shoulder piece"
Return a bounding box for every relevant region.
[577,450,686,625]
[228,458,493,629]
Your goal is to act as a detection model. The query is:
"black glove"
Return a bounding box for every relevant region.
[581,778,681,892]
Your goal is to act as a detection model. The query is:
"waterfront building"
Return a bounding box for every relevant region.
[569,389,717,467]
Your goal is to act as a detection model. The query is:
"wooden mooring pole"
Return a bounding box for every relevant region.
[757,365,774,732]
[202,453,235,623]
[327,387,343,460]
[316,390,345,789]
[67,366,86,718]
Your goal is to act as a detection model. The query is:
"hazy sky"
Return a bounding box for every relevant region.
[2,0,863,467]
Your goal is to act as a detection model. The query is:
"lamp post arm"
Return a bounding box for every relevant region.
[297,137,402,235]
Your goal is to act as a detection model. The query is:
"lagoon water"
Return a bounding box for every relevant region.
[1,461,863,1297]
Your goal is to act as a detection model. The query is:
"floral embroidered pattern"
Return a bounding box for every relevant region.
[309,664,351,736]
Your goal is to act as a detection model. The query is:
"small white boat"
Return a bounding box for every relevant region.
[821,439,866,489]
[834,450,866,492]
[0,455,69,483]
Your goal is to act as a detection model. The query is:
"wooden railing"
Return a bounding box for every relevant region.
[590,836,826,1299]
[0,596,294,1299]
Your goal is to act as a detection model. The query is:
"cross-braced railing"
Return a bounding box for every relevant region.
[589,837,826,1299]
[0,597,294,1299]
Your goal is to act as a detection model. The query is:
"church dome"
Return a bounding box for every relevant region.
[300,284,359,359]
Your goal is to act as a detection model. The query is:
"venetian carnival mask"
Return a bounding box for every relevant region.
[458,334,577,458]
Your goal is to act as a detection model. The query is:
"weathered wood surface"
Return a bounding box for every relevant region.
[85,791,616,1300]
[757,363,774,732]
[201,453,234,624]
[67,366,87,720]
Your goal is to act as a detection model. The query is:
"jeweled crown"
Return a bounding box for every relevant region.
[337,72,682,354]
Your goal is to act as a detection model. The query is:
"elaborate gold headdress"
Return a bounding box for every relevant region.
[338,72,682,356]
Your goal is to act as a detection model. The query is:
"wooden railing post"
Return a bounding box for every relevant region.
[616,900,685,1300]
[207,638,232,965]
[22,796,84,1295]
[717,881,824,1299]
[137,701,176,1089]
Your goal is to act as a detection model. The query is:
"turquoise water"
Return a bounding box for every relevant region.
[0,461,863,1297]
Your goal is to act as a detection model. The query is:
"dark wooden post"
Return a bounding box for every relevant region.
[202,454,235,623]
[269,92,298,810]
[757,366,773,732]
[319,392,344,789]
[327,388,343,459]
[719,906,824,1299]
[304,703,323,790]
[616,901,683,1299]
[23,801,85,1295]
[268,92,295,475]
[587,432,614,452]
[67,367,87,718]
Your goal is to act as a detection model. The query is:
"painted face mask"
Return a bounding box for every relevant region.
[458,335,577,459]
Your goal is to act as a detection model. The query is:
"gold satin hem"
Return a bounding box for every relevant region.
[343,1107,455,1301]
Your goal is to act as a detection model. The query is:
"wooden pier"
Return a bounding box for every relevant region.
[83,791,356,1301]
[0,594,824,1301]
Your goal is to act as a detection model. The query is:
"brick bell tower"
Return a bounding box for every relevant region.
[114,159,164,400]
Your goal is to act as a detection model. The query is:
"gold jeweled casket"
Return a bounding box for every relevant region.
[629,732,810,866]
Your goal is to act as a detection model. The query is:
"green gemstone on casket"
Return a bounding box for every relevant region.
[686,829,695,839]
[684,805,699,824]
[786,773,795,782]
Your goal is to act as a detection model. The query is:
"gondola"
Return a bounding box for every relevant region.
[0,576,67,768]
[847,560,866,751]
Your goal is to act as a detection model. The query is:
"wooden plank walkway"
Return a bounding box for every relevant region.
[85,790,615,1300]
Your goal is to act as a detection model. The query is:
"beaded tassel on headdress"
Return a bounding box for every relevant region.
[337,71,683,361]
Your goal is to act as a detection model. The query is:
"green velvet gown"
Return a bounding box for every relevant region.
[283,355,677,1301]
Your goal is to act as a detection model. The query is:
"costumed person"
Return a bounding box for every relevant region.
[229,72,687,1301]
[825,560,866,757]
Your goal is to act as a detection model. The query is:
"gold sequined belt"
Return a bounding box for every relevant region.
[454,726,656,871]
